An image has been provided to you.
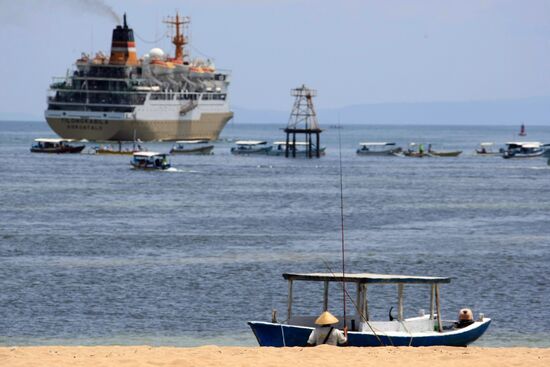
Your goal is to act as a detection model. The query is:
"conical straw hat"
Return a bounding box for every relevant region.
[315,311,339,325]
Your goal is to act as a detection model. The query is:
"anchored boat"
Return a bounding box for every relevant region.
[230,140,272,155]
[356,142,402,156]
[248,272,491,347]
[131,152,171,170]
[30,138,85,154]
[503,142,544,159]
[270,141,326,157]
[170,140,214,155]
[475,142,502,156]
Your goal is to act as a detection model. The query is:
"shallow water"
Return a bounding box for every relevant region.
[0,121,549,347]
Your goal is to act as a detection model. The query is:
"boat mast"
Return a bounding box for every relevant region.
[163,12,190,63]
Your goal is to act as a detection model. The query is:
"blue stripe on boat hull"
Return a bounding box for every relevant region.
[248,320,491,347]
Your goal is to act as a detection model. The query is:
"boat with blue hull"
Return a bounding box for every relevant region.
[248,272,491,347]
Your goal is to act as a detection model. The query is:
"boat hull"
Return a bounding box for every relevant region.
[356,148,402,156]
[429,151,462,157]
[231,147,273,155]
[503,151,544,159]
[170,145,214,155]
[46,112,233,142]
[248,320,491,347]
[30,145,85,154]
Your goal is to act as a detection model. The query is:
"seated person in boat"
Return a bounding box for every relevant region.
[455,308,475,329]
[307,311,347,346]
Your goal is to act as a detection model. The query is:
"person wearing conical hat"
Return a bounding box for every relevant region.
[306,311,347,346]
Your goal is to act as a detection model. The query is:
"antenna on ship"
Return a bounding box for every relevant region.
[163,11,190,64]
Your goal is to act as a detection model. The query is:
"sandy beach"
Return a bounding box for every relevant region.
[0,346,548,367]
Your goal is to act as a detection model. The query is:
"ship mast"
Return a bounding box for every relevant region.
[163,12,190,63]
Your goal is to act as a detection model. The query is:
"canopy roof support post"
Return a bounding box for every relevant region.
[363,284,369,321]
[287,280,293,321]
[435,284,442,332]
[323,280,329,311]
[398,283,404,321]
[355,283,362,321]
[285,132,289,158]
[429,284,435,320]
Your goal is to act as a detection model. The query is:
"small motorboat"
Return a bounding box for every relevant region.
[230,140,272,155]
[95,141,145,155]
[269,141,326,157]
[131,152,171,170]
[502,142,544,159]
[475,142,502,156]
[356,142,402,156]
[248,272,491,347]
[170,140,214,155]
[30,138,85,154]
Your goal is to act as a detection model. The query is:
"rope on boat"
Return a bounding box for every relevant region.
[280,324,287,347]
[320,258,388,347]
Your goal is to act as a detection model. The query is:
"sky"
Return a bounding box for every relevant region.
[1,0,550,119]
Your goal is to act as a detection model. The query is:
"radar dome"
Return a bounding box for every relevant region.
[149,48,165,59]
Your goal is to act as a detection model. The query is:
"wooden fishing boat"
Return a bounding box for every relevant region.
[230,140,272,155]
[428,150,462,157]
[95,142,145,155]
[356,142,402,156]
[170,140,214,155]
[248,272,491,347]
[30,138,85,154]
[475,142,502,156]
[130,152,171,170]
[402,143,429,158]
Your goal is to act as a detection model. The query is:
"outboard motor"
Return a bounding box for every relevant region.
[456,308,475,328]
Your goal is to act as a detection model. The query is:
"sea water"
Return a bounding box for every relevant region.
[0,121,549,347]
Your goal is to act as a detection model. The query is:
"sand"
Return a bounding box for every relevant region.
[0,346,549,367]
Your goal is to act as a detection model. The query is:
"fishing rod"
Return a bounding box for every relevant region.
[337,121,347,331]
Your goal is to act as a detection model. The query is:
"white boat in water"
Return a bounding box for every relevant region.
[131,152,171,170]
[356,142,402,156]
[170,140,214,155]
[230,140,272,155]
[249,272,491,347]
[503,142,544,159]
[270,141,326,157]
[475,142,502,156]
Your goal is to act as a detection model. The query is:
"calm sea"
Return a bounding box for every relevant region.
[0,121,549,347]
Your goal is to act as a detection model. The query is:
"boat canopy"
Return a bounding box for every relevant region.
[273,141,309,146]
[175,140,210,144]
[34,138,74,143]
[283,272,451,284]
[505,141,542,147]
[133,151,165,157]
[359,142,396,146]
[235,140,267,145]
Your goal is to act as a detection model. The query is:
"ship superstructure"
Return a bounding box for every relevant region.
[45,13,233,141]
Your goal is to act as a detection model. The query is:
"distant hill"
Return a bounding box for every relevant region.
[2,97,549,125]
[234,97,550,125]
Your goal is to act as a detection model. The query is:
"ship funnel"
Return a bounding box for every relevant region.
[109,13,139,66]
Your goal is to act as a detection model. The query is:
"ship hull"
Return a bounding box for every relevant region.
[46,112,233,142]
